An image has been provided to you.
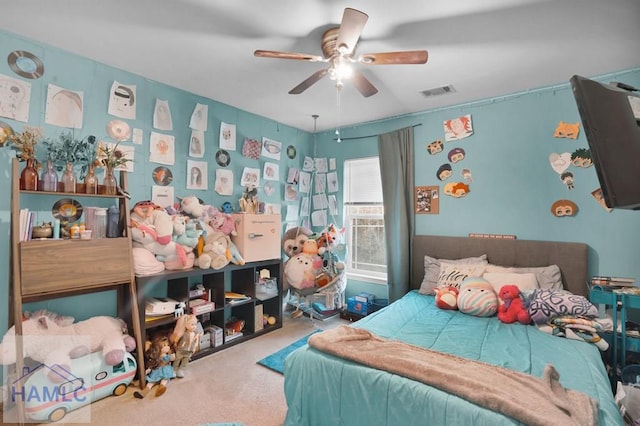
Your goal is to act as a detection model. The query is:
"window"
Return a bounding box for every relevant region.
[343,157,386,283]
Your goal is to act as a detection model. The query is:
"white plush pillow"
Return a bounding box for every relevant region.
[484,264,563,290]
[419,254,488,295]
[435,263,487,291]
[483,272,538,295]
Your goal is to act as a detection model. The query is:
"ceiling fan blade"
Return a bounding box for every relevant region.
[358,50,429,65]
[289,69,329,94]
[336,8,368,55]
[350,69,378,97]
[254,49,324,62]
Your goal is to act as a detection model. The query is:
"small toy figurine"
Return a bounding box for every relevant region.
[171,314,202,378]
[134,335,176,399]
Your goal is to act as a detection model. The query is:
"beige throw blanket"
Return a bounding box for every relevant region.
[308,325,598,426]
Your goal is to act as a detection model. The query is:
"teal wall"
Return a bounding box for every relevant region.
[0,30,313,334]
[314,68,640,300]
[2,28,640,331]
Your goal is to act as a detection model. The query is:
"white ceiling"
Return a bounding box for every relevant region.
[2,0,639,132]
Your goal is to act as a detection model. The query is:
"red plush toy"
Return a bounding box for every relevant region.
[435,286,459,310]
[497,285,531,324]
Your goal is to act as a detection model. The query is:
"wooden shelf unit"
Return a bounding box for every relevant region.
[136,258,283,360]
[8,158,146,414]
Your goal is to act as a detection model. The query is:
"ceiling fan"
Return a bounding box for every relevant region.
[254,7,428,97]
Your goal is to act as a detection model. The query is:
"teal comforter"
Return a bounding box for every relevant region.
[284,290,621,426]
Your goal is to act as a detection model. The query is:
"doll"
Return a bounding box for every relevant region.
[171,314,202,378]
[134,335,176,399]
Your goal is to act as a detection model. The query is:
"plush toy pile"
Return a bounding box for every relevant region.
[130,196,245,275]
[0,310,136,383]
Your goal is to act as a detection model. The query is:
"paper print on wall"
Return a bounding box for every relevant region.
[553,121,580,139]
[152,185,174,208]
[551,199,578,217]
[187,159,207,190]
[219,122,236,151]
[560,171,574,190]
[285,204,299,222]
[265,203,280,215]
[149,132,175,165]
[190,103,208,131]
[313,193,328,209]
[242,137,261,159]
[285,184,298,202]
[549,152,571,174]
[314,173,326,194]
[302,156,314,172]
[436,163,452,181]
[311,209,327,228]
[287,167,299,184]
[240,167,260,188]
[571,148,592,168]
[153,99,173,131]
[299,171,311,193]
[415,186,439,214]
[263,162,279,181]
[314,157,328,173]
[427,139,443,155]
[215,168,234,196]
[261,137,281,160]
[444,114,473,141]
[461,168,473,182]
[45,84,84,129]
[189,130,205,158]
[443,181,470,198]
[108,81,136,120]
[448,147,465,163]
[327,171,339,193]
[591,188,612,212]
[0,74,31,122]
[329,158,336,170]
[263,181,276,196]
[132,128,143,145]
[328,194,338,215]
[300,197,310,216]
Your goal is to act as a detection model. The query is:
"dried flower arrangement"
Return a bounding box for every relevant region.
[96,140,132,170]
[9,126,43,162]
[42,131,97,179]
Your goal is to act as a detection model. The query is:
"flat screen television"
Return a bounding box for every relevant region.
[570,74,640,209]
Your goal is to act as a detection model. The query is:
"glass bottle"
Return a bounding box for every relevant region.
[61,162,77,193]
[20,158,38,191]
[103,165,117,195]
[41,159,58,192]
[94,208,107,239]
[84,163,98,194]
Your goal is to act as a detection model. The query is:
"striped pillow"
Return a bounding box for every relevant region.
[457,277,499,317]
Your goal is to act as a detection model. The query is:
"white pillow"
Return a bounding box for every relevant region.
[482,272,538,296]
[435,263,487,291]
[484,264,563,290]
[419,254,488,295]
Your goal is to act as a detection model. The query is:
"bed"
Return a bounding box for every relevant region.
[284,235,621,426]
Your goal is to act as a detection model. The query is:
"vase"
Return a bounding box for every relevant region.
[84,163,98,194]
[103,166,117,195]
[61,162,77,193]
[41,160,58,192]
[20,158,38,191]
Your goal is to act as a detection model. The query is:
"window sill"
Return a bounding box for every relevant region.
[346,272,387,286]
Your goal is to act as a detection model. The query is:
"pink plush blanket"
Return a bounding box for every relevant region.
[308,325,598,426]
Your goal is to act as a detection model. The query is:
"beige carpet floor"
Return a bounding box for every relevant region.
[4,312,348,426]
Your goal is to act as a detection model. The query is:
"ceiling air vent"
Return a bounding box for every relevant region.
[421,84,456,97]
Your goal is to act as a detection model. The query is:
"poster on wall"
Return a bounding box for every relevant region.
[45,84,84,129]
[189,130,205,158]
[149,132,175,165]
[219,122,236,151]
[443,114,473,141]
[108,81,136,120]
[187,159,208,190]
[0,74,31,122]
[415,185,439,214]
[190,103,208,131]
[153,99,173,131]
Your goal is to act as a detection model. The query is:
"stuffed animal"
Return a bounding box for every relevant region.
[208,209,237,236]
[195,231,232,270]
[0,310,135,383]
[434,285,459,310]
[282,226,314,292]
[172,215,202,250]
[130,220,188,269]
[179,195,217,235]
[497,284,532,324]
[131,200,174,245]
[284,253,323,292]
[457,277,499,317]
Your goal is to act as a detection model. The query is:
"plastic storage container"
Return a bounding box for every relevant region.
[94,208,107,239]
[107,205,120,238]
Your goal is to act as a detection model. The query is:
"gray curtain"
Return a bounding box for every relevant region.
[378,127,415,302]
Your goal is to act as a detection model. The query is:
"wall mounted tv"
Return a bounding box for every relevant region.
[570,74,640,210]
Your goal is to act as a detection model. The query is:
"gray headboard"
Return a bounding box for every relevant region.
[411,235,589,297]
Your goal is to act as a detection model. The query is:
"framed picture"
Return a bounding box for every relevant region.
[415,185,439,214]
